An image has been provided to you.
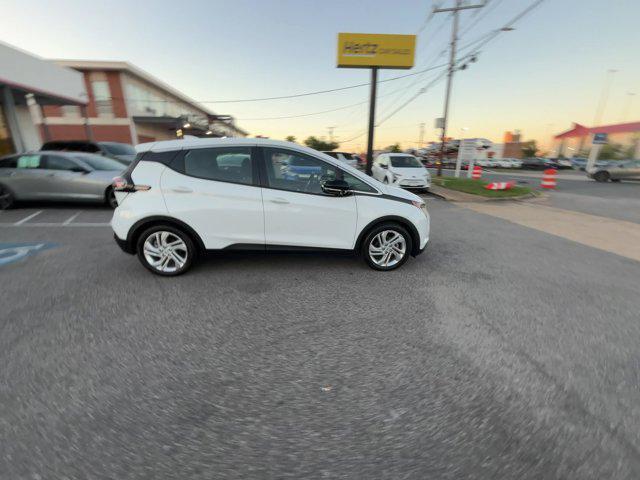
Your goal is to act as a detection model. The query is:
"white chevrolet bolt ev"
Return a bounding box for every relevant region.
[111,138,430,276]
[372,153,431,191]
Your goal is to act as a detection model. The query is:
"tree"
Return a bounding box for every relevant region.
[285,135,296,143]
[521,141,537,158]
[598,143,624,160]
[304,136,339,151]
[385,143,402,153]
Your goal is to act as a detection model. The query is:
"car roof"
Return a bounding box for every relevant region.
[136,137,379,188]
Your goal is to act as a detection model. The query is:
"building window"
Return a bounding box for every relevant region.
[0,104,14,156]
[91,80,113,117]
[61,105,81,118]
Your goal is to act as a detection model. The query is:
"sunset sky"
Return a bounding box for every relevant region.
[3,0,639,152]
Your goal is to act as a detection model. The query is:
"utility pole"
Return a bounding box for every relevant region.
[593,69,618,127]
[434,0,484,177]
[418,122,425,149]
[621,92,635,123]
[327,126,336,143]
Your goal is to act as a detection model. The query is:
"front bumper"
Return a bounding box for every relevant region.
[397,179,430,189]
[114,233,135,254]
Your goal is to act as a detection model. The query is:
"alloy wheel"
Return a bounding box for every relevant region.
[368,230,406,268]
[143,231,188,273]
[0,186,14,210]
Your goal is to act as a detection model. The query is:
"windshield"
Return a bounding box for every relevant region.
[74,154,124,171]
[99,142,136,156]
[390,155,422,168]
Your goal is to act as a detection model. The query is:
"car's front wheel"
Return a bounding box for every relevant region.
[136,225,196,276]
[362,223,412,271]
[0,184,15,210]
[105,187,118,209]
[593,171,610,182]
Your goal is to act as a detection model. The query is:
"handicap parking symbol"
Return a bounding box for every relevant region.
[0,243,56,267]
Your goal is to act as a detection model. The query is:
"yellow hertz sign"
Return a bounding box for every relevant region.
[337,33,416,69]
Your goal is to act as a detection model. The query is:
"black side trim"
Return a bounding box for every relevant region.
[126,216,206,253]
[355,215,421,256]
[114,233,135,254]
[378,194,415,205]
[221,243,352,253]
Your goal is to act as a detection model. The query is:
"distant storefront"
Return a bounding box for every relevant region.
[0,41,87,155]
[554,122,640,159]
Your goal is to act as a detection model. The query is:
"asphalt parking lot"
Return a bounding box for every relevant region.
[2,185,640,478]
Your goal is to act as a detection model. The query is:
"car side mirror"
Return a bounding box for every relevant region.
[321,179,351,196]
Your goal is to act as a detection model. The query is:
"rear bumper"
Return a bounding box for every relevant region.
[114,233,135,254]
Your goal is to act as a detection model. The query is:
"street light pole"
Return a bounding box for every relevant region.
[433,0,484,177]
[593,69,618,127]
[418,122,425,149]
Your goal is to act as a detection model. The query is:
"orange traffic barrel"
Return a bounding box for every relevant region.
[541,169,557,189]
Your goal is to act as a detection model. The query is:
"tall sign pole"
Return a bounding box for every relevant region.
[433,1,484,177]
[336,33,416,175]
[365,67,378,175]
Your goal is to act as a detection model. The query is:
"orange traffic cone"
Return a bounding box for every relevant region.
[541,169,557,189]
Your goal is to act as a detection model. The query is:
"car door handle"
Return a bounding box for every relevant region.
[270,197,290,204]
[171,187,193,193]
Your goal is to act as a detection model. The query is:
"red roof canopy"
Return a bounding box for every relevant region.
[555,121,640,139]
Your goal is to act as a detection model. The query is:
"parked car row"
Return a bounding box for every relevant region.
[0,151,124,209]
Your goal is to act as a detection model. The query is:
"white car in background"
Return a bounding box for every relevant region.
[495,158,522,168]
[476,159,498,168]
[322,151,359,169]
[371,153,430,191]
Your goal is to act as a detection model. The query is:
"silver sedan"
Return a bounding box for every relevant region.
[0,151,125,209]
[588,160,640,182]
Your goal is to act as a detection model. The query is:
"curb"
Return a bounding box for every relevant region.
[426,184,544,203]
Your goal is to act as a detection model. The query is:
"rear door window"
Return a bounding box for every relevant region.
[181,147,254,185]
[17,154,42,169]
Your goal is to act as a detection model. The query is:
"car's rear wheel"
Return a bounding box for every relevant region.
[362,223,412,271]
[105,187,118,209]
[0,184,15,210]
[136,225,195,276]
[594,171,610,182]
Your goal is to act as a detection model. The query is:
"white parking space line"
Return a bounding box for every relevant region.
[13,210,43,226]
[62,212,81,225]
[4,222,110,227]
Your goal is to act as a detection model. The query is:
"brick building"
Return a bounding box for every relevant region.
[39,60,247,145]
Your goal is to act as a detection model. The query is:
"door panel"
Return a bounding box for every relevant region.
[260,147,358,249]
[262,189,357,249]
[11,154,49,199]
[161,148,264,249]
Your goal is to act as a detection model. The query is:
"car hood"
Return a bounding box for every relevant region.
[380,184,422,202]
[112,154,136,163]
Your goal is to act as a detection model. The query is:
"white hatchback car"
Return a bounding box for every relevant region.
[371,153,430,191]
[111,138,429,275]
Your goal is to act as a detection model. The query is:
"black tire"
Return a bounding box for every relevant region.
[361,222,413,271]
[105,187,118,209]
[594,171,610,182]
[0,184,15,210]
[136,225,196,276]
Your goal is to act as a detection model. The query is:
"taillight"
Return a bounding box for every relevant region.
[112,176,150,192]
[112,176,128,191]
